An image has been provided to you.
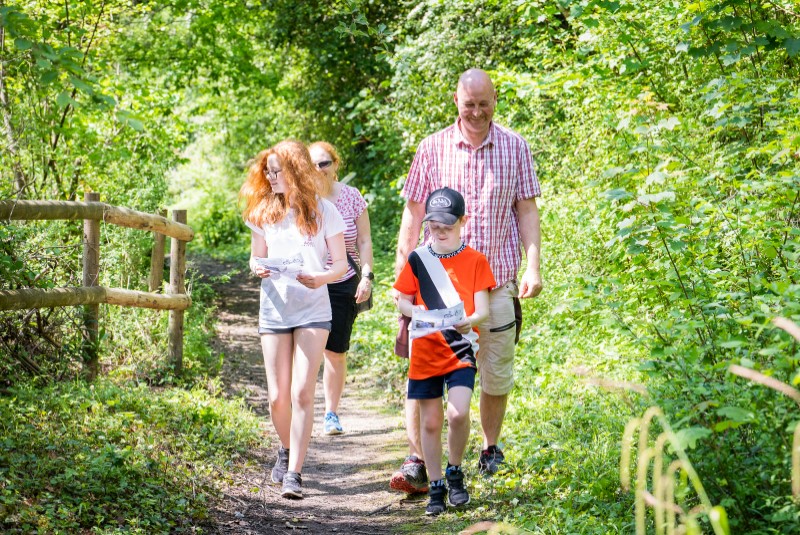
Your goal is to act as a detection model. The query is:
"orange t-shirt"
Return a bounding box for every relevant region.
[393,244,496,380]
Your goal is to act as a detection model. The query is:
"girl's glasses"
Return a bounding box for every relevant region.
[263,169,282,180]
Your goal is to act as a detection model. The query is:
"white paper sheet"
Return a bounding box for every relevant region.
[410,302,466,340]
[254,253,304,274]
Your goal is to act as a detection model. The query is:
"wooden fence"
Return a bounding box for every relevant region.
[0,193,194,379]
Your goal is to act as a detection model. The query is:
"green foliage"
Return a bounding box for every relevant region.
[99,265,226,385]
[4,0,800,531]
[0,221,84,384]
[0,379,261,533]
[348,254,408,392]
[194,190,246,249]
[505,1,800,530]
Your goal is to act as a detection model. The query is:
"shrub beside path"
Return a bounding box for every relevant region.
[197,257,429,534]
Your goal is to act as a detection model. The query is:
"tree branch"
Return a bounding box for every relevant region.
[764,0,800,18]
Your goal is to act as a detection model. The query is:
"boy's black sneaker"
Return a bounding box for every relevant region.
[478,445,505,476]
[425,481,447,515]
[281,471,303,499]
[445,465,470,506]
[271,446,289,483]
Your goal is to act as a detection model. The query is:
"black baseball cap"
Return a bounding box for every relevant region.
[422,187,466,225]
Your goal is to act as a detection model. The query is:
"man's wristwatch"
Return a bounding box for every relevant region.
[364,271,375,281]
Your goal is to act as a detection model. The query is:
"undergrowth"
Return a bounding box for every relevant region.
[0,379,261,534]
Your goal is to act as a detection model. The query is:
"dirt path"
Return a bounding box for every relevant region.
[196,257,430,535]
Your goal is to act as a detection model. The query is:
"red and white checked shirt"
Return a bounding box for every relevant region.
[402,120,541,288]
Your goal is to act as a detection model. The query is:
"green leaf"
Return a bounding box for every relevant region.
[637,191,675,205]
[40,70,58,85]
[668,240,686,252]
[717,406,755,423]
[116,111,144,132]
[673,426,712,450]
[784,38,800,58]
[658,117,680,131]
[715,16,742,32]
[595,1,620,12]
[14,38,32,50]
[55,91,76,108]
[602,167,626,179]
[721,53,740,66]
[68,76,94,95]
[604,188,632,200]
[719,339,745,348]
[617,216,636,229]
[757,21,790,39]
[646,171,666,185]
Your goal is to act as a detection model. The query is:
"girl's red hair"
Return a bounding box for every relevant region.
[239,140,323,237]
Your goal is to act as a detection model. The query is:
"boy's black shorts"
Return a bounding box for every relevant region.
[407,366,476,400]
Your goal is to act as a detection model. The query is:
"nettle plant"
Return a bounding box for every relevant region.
[622,406,730,535]
[593,83,800,526]
[600,86,799,369]
[622,318,800,535]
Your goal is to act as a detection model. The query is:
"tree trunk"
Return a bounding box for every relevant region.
[0,24,27,197]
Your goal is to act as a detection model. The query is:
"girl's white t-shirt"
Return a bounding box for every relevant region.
[246,198,346,329]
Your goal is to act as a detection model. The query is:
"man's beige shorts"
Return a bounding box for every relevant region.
[478,280,518,396]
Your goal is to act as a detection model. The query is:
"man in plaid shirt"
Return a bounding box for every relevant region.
[390,68,542,493]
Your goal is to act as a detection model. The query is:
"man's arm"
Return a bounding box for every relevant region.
[394,200,426,277]
[516,197,542,298]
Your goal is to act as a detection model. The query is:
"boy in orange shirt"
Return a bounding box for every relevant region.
[393,187,495,515]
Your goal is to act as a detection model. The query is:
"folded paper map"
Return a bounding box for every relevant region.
[254,253,304,273]
[410,302,466,340]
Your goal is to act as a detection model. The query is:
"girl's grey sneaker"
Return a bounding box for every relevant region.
[445,465,470,506]
[324,411,344,435]
[271,446,289,484]
[425,480,447,515]
[281,471,303,499]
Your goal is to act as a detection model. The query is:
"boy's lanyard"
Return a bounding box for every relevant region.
[415,245,460,307]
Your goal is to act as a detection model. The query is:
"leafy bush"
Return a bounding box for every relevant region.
[0,380,261,533]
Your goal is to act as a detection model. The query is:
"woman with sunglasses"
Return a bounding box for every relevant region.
[308,141,374,436]
[240,140,347,499]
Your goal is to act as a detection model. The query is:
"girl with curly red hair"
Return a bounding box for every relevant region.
[240,140,347,499]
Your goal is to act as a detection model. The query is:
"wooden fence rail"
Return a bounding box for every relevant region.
[0,194,194,379]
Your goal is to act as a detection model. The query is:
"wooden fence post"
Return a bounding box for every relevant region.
[82,192,101,379]
[148,209,167,292]
[168,209,187,374]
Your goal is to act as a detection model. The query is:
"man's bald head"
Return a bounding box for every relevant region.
[457,69,495,93]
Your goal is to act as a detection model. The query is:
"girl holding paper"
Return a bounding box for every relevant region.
[239,140,347,499]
